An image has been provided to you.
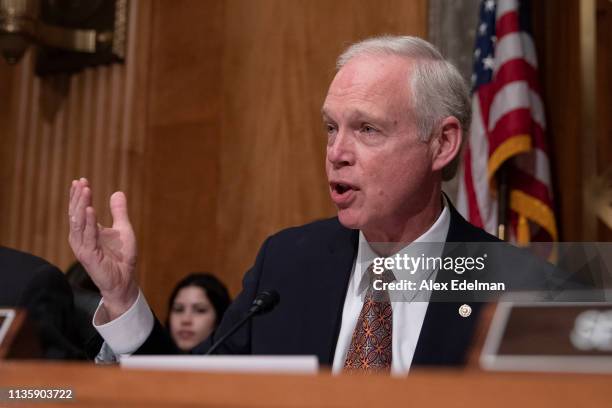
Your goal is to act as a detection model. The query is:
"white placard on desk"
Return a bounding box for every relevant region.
[120,355,319,374]
[480,301,612,374]
[0,309,16,345]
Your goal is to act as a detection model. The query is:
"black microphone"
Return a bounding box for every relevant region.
[248,290,280,314]
[205,290,280,355]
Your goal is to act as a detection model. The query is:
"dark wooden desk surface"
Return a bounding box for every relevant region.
[1,361,611,408]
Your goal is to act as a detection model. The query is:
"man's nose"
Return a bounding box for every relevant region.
[327,129,355,168]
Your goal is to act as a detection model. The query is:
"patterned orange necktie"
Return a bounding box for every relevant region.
[344,266,393,372]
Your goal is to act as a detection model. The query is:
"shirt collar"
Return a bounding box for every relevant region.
[353,196,451,298]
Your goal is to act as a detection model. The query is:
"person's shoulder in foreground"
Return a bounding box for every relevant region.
[0,246,85,359]
[0,245,68,311]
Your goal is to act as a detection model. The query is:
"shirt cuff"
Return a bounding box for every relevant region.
[92,289,154,355]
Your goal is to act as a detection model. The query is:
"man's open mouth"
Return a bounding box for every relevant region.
[330,182,359,195]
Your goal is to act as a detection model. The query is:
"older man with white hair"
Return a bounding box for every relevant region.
[68,35,502,374]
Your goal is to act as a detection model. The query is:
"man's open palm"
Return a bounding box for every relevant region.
[68,178,139,318]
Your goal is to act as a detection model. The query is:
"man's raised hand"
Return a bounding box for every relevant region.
[68,178,139,320]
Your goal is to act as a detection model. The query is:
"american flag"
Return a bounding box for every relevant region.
[456,0,558,243]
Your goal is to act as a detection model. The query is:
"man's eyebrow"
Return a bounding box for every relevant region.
[321,108,381,121]
[351,109,384,123]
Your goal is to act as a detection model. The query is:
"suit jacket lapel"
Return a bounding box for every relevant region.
[316,224,358,365]
[412,204,483,365]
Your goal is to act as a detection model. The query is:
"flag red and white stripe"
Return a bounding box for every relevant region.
[457,0,557,243]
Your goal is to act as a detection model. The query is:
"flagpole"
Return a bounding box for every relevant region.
[497,162,508,241]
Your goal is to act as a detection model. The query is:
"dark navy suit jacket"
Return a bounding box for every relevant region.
[0,246,89,359]
[138,202,533,367]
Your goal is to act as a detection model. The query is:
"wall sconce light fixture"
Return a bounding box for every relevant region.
[0,0,127,75]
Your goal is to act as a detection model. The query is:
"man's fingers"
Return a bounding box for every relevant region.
[110,191,131,229]
[83,206,99,251]
[69,180,75,205]
[69,178,89,216]
[68,184,89,251]
[68,222,82,251]
[69,180,81,217]
[69,186,86,233]
[72,186,91,232]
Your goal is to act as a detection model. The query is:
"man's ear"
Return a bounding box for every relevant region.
[430,116,462,173]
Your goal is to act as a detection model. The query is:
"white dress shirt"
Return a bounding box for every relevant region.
[331,204,450,375]
[93,203,450,369]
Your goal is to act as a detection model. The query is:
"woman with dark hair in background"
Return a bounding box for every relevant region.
[165,273,231,352]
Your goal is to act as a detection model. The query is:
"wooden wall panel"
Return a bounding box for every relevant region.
[532,0,611,241]
[0,0,151,271]
[215,0,428,299]
[138,0,226,312]
[532,0,583,241]
[140,0,427,317]
[0,63,17,233]
[1,0,427,320]
[596,0,612,241]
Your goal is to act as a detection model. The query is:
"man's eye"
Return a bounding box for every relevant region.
[325,123,337,134]
[361,124,377,133]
